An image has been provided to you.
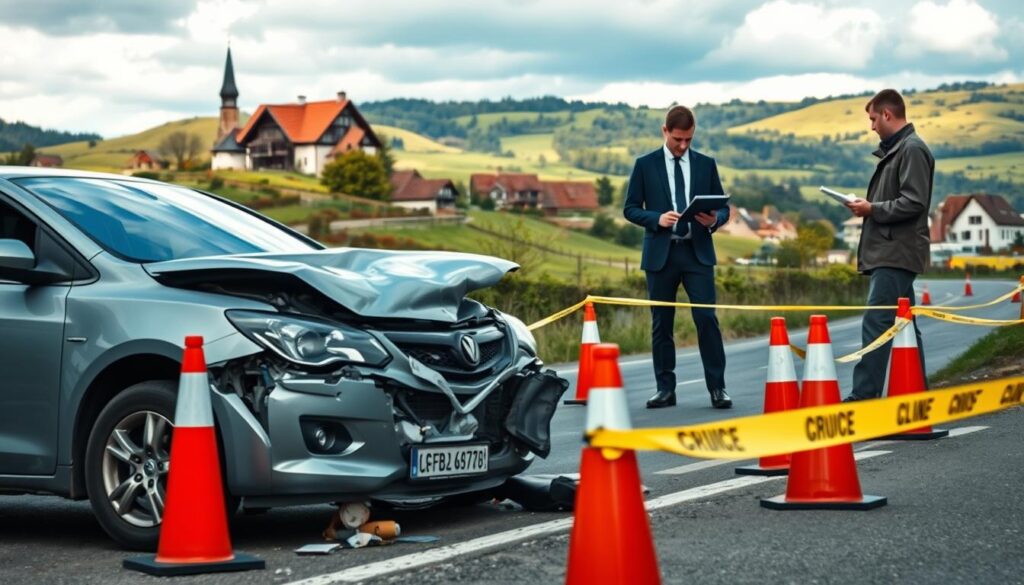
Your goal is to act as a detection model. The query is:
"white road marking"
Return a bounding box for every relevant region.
[288,450,895,585]
[944,425,989,437]
[677,378,703,386]
[656,459,736,475]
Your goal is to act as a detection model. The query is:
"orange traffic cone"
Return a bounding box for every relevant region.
[1011,276,1022,304]
[736,317,800,476]
[564,302,601,405]
[881,298,949,440]
[921,284,932,306]
[566,344,660,585]
[761,316,887,511]
[964,272,973,296]
[124,336,264,576]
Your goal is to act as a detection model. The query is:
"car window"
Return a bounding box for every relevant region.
[14,177,319,262]
[0,200,37,251]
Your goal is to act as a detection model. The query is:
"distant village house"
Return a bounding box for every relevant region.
[716,204,798,242]
[29,154,63,168]
[930,193,1024,252]
[470,172,598,215]
[211,48,381,177]
[128,150,166,171]
[389,169,458,214]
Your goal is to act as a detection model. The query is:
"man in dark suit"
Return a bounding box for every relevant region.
[623,105,731,409]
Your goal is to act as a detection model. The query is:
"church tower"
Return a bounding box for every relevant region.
[217,46,240,143]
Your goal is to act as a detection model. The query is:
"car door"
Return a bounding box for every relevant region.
[0,198,72,475]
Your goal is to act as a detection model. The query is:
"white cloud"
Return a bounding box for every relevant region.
[706,1,884,70]
[902,0,1005,61]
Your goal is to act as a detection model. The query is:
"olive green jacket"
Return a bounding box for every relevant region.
[857,125,934,274]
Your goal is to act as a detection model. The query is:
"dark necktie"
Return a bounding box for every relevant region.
[673,156,689,237]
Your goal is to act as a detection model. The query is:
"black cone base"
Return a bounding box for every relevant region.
[878,428,949,441]
[735,464,789,476]
[124,552,265,576]
[563,398,587,405]
[760,494,887,511]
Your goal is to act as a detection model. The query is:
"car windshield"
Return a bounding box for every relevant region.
[15,177,319,262]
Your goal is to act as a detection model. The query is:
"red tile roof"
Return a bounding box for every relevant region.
[237,99,350,144]
[495,173,542,193]
[390,169,457,202]
[931,193,1024,242]
[541,180,598,210]
[470,173,498,194]
[331,125,365,155]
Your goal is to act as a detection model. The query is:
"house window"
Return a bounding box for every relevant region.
[962,231,971,241]
[968,216,982,225]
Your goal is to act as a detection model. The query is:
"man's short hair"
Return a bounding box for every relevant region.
[865,89,906,119]
[665,105,696,132]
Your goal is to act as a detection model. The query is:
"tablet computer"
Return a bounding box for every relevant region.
[679,194,730,222]
[819,186,855,205]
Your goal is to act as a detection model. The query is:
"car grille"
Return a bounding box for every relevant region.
[382,323,510,383]
[400,384,515,449]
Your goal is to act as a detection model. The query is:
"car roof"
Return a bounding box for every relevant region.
[0,166,163,184]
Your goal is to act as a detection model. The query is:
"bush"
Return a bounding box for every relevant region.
[209,176,225,190]
[131,171,160,180]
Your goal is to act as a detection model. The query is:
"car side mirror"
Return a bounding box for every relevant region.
[0,239,35,271]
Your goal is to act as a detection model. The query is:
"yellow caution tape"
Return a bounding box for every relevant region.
[833,317,909,363]
[588,376,1024,460]
[526,284,1023,331]
[788,344,806,360]
[913,307,1024,327]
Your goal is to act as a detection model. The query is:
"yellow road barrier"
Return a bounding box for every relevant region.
[589,375,1024,460]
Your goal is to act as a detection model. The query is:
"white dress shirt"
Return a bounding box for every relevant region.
[663,144,692,238]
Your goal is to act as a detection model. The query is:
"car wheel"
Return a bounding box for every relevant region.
[84,380,238,551]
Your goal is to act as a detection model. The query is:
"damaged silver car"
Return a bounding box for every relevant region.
[0,167,567,550]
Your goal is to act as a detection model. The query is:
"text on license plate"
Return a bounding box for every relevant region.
[411,444,489,479]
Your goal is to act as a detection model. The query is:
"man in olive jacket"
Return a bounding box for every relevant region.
[844,89,933,401]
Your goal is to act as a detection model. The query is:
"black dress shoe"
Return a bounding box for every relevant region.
[709,388,732,409]
[842,393,872,403]
[646,389,677,409]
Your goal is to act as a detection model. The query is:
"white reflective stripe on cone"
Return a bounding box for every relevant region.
[581,322,601,344]
[766,345,798,383]
[174,373,215,428]
[893,319,917,349]
[802,344,838,382]
[585,387,631,434]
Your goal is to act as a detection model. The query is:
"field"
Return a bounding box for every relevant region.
[935,151,1024,183]
[730,83,1024,148]
[36,116,236,172]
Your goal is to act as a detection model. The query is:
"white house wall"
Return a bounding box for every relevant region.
[212,151,246,170]
[293,145,319,176]
[393,200,437,214]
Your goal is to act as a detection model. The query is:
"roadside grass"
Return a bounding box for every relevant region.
[930,323,1024,386]
[215,169,329,192]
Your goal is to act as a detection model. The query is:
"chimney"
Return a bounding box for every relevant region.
[337,91,347,102]
[297,95,306,105]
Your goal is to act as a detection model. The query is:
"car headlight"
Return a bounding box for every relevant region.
[500,312,537,354]
[226,310,390,368]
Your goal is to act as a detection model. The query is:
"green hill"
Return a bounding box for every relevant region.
[38,116,247,172]
[730,83,1024,149]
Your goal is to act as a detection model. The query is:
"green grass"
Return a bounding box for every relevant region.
[393,149,617,187]
[729,83,1024,148]
[260,204,317,224]
[376,124,462,153]
[214,169,330,193]
[500,134,561,162]
[930,324,1024,385]
[935,151,1024,183]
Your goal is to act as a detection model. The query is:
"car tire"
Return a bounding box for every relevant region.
[84,380,238,551]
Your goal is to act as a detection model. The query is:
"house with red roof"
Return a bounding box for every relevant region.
[470,172,598,214]
[390,169,458,214]
[930,193,1024,252]
[211,48,381,176]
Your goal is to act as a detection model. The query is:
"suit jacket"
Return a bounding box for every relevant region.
[857,127,933,275]
[623,147,730,271]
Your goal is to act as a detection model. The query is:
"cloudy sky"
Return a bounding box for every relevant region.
[1,0,1021,136]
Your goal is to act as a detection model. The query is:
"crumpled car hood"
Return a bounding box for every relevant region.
[144,248,518,322]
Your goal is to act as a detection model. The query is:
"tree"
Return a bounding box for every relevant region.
[589,213,617,239]
[2,143,35,165]
[595,176,614,206]
[320,150,392,200]
[376,133,395,176]
[780,222,835,268]
[159,131,203,169]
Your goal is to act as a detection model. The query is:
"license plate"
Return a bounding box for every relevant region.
[410,444,489,479]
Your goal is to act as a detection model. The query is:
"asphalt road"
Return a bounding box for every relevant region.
[0,277,1020,584]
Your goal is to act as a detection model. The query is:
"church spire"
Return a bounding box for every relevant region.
[220,46,239,101]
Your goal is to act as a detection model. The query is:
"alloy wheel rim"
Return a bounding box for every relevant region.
[100,410,172,528]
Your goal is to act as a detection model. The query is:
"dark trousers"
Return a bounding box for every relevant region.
[646,239,726,394]
[851,267,927,398]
